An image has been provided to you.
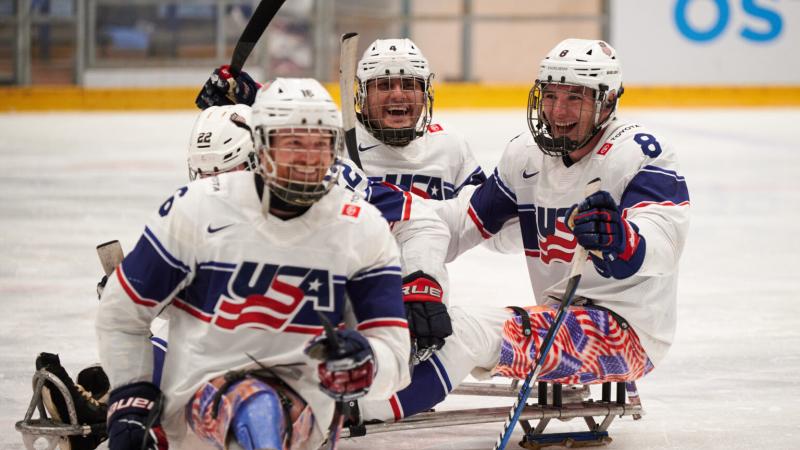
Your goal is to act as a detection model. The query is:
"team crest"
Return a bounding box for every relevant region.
[210,262,342,333]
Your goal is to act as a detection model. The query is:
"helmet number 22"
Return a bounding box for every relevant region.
[634,133,662,158]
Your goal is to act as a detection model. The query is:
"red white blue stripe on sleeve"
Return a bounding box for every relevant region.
[467,169,518,238]
[366,182,413,222]
[347,266,407,330]
[620,165,690,214]
[118,227,191,307]
[390,354,452,420]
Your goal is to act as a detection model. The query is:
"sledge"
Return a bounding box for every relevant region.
[342,380,643,449]
[15,368,106,450]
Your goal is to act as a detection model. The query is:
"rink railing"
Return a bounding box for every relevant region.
[2,84,800,112]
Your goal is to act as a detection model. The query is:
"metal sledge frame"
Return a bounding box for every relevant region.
[15,368,106,450]
[341,380,643,448]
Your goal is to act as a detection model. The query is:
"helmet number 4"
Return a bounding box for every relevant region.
[634,133,662,158]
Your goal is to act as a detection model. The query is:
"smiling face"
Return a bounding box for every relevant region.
[540,83,598,145]
[362,76,426,129]
[265,127,335,188]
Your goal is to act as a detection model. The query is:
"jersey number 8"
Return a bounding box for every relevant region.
[634,133,662,158]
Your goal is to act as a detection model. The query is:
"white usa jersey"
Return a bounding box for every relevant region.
[355,121,486,200]
[96,172,411,447]
[439,119,690,365]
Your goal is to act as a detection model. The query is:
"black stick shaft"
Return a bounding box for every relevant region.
[230,0,287,73]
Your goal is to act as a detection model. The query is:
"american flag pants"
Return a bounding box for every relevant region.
[186,374,314,450]
[493,305,654,384]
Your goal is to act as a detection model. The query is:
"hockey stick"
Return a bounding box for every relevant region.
[339,32,362,168]
[96,240,124,277]
[494,177,602,450]
[314,312,346,450]
[229,0,287,74]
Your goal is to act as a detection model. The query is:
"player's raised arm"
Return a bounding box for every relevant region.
[431,141,522,261]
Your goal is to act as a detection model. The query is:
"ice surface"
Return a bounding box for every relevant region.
[1,108,798,449]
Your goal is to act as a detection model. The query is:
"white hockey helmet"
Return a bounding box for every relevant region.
[528,39,624,156]
[251,78,343,207]
[356,38,433,146]
[187,104,257,180]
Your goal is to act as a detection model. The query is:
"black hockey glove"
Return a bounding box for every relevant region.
[305,328,375,402]
[195,65,260,109]
[107,382,168,450]
[565,190,646,279]
[402,271,452,363]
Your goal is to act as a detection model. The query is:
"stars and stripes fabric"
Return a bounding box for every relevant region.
[494,305,653,384]
[186,374,315,450]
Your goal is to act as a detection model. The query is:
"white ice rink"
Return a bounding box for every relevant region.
[1,108,799,449]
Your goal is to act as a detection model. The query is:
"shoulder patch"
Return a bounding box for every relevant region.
[427,123,443,133]
[597,142,613,156]
[341,203,362,220]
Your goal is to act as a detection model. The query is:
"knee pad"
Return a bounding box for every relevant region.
[230,384,286,450]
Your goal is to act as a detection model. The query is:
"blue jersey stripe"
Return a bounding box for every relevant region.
[620,165,690,210]
[121,233,190,305]
[197,261,237,271]
[352,266,402,280]
[468,174,519,234]
[364,183,410,222]
[493,168,517,203]
[143,227,191,273]
[346,272,405,324]
[394,356,451,418]
[430,354,453,392]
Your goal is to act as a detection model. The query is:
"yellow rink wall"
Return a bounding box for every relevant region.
[2,84,800,111]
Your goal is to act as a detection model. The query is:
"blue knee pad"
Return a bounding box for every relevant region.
[230,385,286,450]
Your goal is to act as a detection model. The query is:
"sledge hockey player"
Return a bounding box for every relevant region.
[96,78,411,449]
[184,101,452,366]
[350,38,487,199]
[359,38,691,423]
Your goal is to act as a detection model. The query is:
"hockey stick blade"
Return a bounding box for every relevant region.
[229,0,287,73]
[339,32,362,168]
[494,177,601,450]
[96,240,124,276]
